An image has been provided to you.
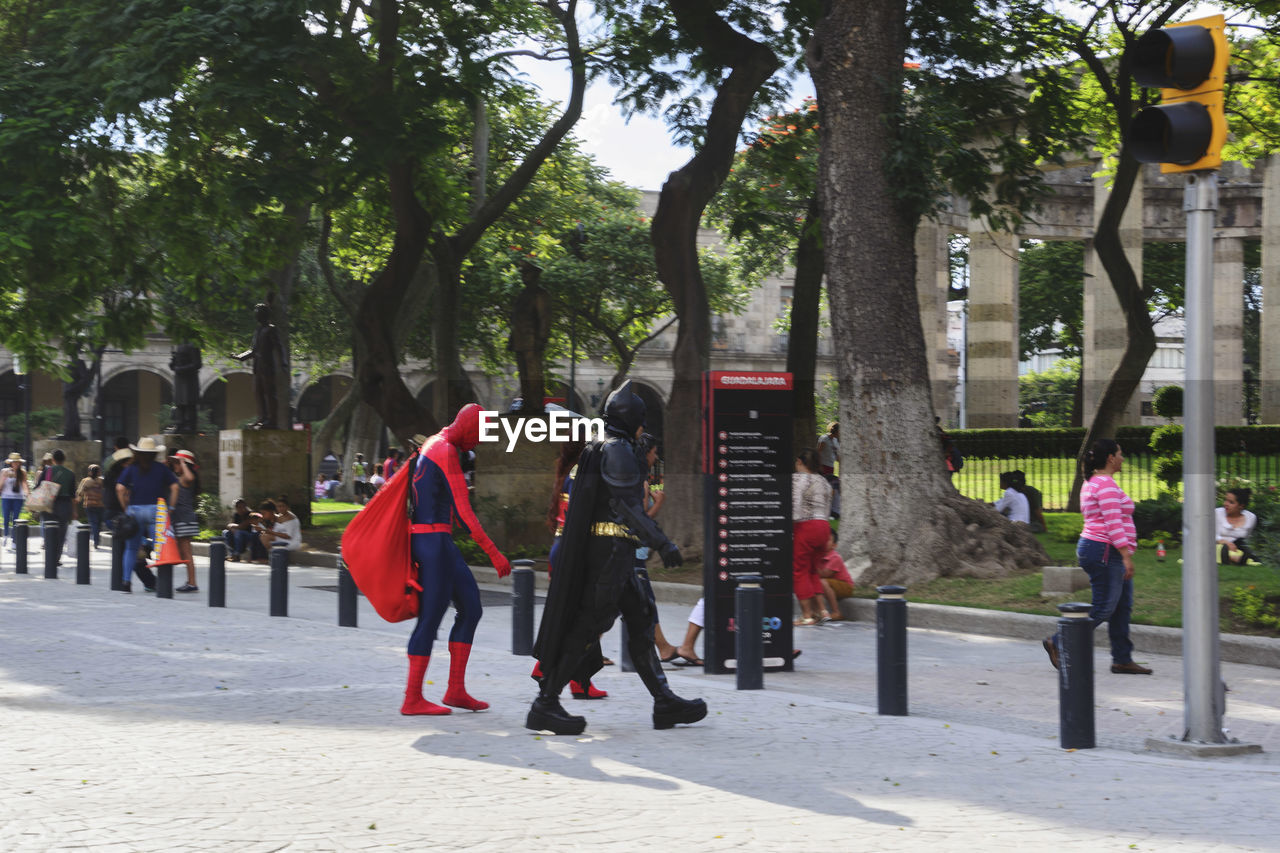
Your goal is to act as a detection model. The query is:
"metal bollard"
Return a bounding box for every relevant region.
[156,563,174,598]
[76,526,90,584]
[269,540,289,617]
[511,560,536,655]
[109,527,124,590]
[207,540,226,608]
[43,521,61,579]
[876,585,909,716]
[337,557,358,627]
[735,574,765,690]
[1057,602,1095,749]
[14,519,28,574]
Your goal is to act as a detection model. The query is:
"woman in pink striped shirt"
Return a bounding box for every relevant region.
[1042,439,1152,675]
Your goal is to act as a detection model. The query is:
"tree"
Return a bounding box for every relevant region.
[810,0,1061,584]
[1019,358,1081,428]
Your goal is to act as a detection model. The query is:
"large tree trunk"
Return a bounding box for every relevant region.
[649,4,780,559]
[787,196,823,450]
[811,0,1045,586]
[1068,156,1156,510]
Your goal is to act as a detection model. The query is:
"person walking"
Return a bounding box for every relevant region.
[792,449,833,626]
[115,437,179,593]
[75,464,106,550]
[168,449,201,592]
[1,452,28,547]
[1042,438,1151,675]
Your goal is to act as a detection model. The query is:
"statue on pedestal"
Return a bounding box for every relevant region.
[167,342,202,434]
[235,303,287,430]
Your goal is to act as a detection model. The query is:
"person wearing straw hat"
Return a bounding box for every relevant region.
[115,437,179,593]
[167,449,201,592]
[0,452,29,547]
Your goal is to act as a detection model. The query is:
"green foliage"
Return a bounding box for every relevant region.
[195,492,226,529]
[1019,241,1083,361]
[1,408,62,448]
[1149,424,1183,456]
[951,425,1157,459]
[1132,494,1183,542]
[1042,512,1083,544]
[1151,385,1183,420]
[1230,587,1280,631]
[1018,358,1078,428]
[1152,454,1183,492]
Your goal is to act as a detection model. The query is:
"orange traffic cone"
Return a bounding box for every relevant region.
[149,498,184,568]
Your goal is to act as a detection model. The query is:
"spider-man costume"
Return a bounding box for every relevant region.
[401,403,511,716]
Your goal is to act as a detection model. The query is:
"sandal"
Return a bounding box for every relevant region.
[794,617,816,627]
[659,651,680,663]
[672,655,704,667]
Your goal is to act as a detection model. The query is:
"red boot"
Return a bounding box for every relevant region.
[401,654,452,716]
[442,642,489,711]
[570,680,608,700]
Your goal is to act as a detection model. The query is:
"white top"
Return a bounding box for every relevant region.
[273,516,302,551]
[996,487,1030,524]
[792,472,832,522]
[1215,506,1256,542]
[817,434,839,470]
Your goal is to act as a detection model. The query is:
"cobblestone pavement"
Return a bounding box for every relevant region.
[2,545,1280,851]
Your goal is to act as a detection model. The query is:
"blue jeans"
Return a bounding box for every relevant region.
[84,506,104,547]
[2,497,23,537]
[224,528,253,556]
[123,504,157,585]
[1077,537,1134,665]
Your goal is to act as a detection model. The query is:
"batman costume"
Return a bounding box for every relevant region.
[526,381,707,735]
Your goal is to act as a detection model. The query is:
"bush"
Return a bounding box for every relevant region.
[1042,512,1083,544]
[1132,494,1183,541]
[1149,424,1183,455]
[1151,385,1183,419]
[1153,454,1183,491]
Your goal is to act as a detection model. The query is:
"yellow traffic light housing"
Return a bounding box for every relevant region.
[1127,14,1229,173]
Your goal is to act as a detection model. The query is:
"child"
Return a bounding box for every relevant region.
[817,530,855,622]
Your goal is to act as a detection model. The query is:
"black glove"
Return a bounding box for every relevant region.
[660,541,683,568]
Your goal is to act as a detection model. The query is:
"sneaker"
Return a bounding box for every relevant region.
[176,584,199,593]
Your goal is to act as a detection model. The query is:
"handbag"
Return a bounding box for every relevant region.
[26,479,59,515]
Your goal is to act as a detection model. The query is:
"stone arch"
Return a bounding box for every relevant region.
[200,372,254,430]
[100,368,172,440]
[629,381,666,441]
[297,374,353,425]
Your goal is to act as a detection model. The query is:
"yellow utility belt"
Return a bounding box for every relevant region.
[590,522,640,543]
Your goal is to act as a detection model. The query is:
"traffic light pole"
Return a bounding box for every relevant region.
[1146,173,1258,756]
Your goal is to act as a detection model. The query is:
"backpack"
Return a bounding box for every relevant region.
[340,451,421,622]
[947,444,964,472]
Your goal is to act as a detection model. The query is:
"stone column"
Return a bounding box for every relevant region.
[1213,236,1244,425]
[915,222,954,421]
[1083,173,1143,424]
[965,223,1019,427]
[1261,155,1280,423]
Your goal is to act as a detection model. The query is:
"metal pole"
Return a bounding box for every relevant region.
[208,540,226,608]
[76,526,90,584]
[511,560,535,655]
[1057,602,1095,749]
[269,540,288,617]
[1182,171,1225,744]
[43,521,60,579]
[14,518,27,574]
[337,557,358,627]
[876,585,908,716]
[734,573,764,690]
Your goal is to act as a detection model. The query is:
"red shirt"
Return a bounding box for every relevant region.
[817,550,853,585]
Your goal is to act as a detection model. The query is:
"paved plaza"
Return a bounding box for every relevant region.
[3,543,1280,851]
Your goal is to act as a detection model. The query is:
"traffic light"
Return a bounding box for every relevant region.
[1127,14,1229,173]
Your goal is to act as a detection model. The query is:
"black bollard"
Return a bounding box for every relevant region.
[14,519,28,574]
[109,528,124,590]
[876,585,909,716]
[208,540,226,608]
[269,540,288,617]
[511,560,536,655]
[76,526,90,585]
[156,563,174,598]
[1057,602,1095,749]
[43,521,61,579]
[735,574,765,690]
[337,558,358,628]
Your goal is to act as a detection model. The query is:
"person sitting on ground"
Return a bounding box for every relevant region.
[255,497,301,555]
[994,471,1030,525]
[224,499,257,561]
[1216,488,1258,565]
[1012,470,1047,533]
[817,529,855,621]
[325,471,342,499]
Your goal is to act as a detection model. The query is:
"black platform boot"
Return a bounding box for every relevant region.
[525,669,587,735]
[630,631,707,730]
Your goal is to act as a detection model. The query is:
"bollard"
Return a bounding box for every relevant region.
[735,574,765,690]
[14,518,28,574]
[43,521,61,579]
[337,557,358,627]
[511,560,536,655]
[269,540,289,617]
[876,585,909,716]
[109,527,123,590]
[1057,602,1095,749]
[207,540,226,608]
[76,526,90,585]
[156,563,174,598]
